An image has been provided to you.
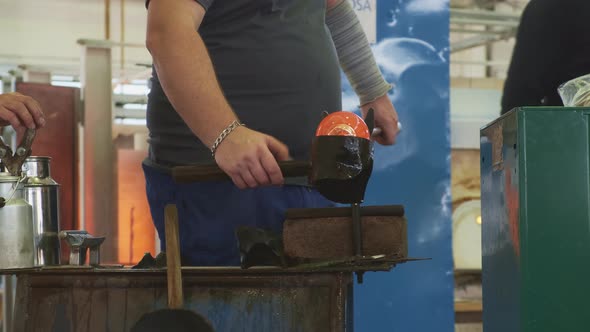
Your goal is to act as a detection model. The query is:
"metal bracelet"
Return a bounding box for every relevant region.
[210,120,244,157]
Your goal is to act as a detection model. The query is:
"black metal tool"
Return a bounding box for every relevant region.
[236,226,286,269]
[171,110,378,283]
[172,110,376,204]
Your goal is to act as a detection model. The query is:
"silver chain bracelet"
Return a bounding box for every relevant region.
[210,120,245,157]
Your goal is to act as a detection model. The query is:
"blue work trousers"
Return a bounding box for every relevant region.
[142,163,334,266]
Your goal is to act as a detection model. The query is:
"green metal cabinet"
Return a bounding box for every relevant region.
[480,107,590,332]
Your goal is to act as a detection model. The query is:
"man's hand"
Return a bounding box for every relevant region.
[361,94,399,145]
[0,93,45,130]
[214,126,290,189]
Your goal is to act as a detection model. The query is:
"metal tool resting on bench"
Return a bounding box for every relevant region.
[59,230,106,266]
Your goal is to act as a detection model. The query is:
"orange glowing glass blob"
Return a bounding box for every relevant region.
[315,111,370,139]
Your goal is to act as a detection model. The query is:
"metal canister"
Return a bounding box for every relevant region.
[22,156,61,266]
[0,172,35,269]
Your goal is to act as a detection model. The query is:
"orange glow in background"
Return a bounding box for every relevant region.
[117,150,156,265]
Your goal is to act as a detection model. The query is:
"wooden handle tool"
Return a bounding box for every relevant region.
[165,204,183,309]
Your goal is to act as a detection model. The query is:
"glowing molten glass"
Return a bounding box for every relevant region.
[315,111,370,139]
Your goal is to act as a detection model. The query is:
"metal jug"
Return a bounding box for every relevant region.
[0,172,35,269]
[22,156,61,266]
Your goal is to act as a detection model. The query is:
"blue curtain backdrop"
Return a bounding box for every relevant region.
[342,0,453,330]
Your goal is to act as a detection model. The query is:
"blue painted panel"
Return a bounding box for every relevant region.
[341,0,454,330]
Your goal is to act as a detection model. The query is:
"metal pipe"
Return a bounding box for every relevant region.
[450,17,519,27]
[77,39,145,48]
[120,0,125,77]
[451,29,515,53]
[451,60,509,67]
[450,8,522,22]
[351,203,362,258]
[450,28,511,35]
[105,0,110,40]
[351,203,364,283]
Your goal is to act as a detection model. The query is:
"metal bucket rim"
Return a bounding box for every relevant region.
[0,173,20,183]
[25,156,52,162]
[24,183,60,187]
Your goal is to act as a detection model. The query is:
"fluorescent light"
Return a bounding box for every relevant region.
[122,103,147,110]
[52,75,75,81]
[52,81,81,88]
[114,84,149,95]
[114,118,147,126]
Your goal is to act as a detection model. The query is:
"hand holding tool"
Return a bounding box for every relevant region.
[0,128,36,176]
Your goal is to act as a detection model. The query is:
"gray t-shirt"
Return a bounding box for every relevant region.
[144,0,342,168]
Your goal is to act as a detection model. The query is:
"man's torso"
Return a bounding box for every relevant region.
[146,0,342,167]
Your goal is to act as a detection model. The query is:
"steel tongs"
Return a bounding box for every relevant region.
[0,128,36,176]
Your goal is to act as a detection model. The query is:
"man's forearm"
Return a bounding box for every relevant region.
[147,27,237,148]
[326,0,391,105]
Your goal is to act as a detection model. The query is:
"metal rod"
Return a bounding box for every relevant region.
[450,8,521,21]
[450,28,510,35]
[105,0,110,40]
[351,203,362,257]
[77,39,145,48]
[351,203,364,284]
[451,60,509,66]
[450,17,519,27]
[120,0,126,78]
[130,206,135,263]
[450,29,516,53]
